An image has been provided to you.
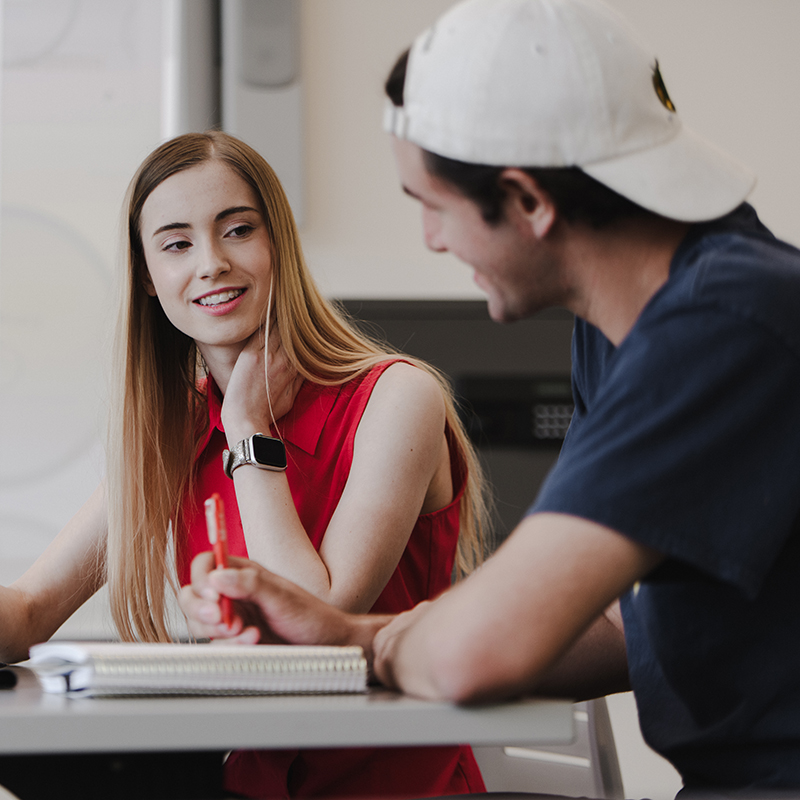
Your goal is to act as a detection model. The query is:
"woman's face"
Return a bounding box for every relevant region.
[139,160,274,355]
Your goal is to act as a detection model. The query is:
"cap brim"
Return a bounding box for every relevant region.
[582,126,756,223]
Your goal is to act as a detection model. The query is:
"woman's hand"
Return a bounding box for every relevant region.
[221,324,303,440]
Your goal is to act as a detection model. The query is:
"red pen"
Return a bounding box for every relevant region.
[204,493,234,627]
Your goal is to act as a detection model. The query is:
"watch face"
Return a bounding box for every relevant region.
[251,435,287,469]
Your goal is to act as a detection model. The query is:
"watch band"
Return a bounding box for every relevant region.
[222,433,287,478]
[222,439,249,478]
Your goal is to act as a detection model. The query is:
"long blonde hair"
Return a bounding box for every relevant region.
[106,131,491,642]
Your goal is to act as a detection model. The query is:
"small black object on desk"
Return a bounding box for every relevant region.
[0,667,17,689]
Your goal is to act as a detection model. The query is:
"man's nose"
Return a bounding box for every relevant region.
[422,208,447,253]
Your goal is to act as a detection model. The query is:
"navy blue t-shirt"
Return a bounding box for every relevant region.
[531,204,800,790]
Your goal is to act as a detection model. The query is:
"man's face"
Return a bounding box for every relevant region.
[390,137,559,322]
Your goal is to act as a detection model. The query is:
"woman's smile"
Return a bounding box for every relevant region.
[194,287,248,315]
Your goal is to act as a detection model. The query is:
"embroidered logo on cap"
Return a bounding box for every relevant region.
[652,60,676,112]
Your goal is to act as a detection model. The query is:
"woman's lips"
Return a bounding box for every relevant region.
[194,287,247,315]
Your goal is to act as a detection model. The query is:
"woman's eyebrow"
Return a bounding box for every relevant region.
[150,206,258,238]
[215,205,259,221]
[152,221,189,237]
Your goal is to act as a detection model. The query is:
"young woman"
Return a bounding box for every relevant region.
[0,132,490,798]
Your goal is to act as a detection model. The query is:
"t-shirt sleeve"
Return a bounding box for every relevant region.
[531,305,800,597]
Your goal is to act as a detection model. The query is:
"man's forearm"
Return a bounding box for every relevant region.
[531,605,630,700]
[369,514,658,705]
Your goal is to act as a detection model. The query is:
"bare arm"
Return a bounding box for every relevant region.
[372,512,661,703]
[222,347,451,613]
[532,601,630,700]
[0,483,107,663]
[180,513,654,704]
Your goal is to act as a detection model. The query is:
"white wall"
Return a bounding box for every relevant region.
[299,0,476,298]
[0,0,165,637]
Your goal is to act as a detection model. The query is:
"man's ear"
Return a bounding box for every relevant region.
[142,270,157,297]
[499,168,557,239]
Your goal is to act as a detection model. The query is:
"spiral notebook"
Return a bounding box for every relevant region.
[28,641,368,697]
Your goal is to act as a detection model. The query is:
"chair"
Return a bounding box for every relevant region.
[471,698,624,799]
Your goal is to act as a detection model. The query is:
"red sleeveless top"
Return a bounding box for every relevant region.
[178,361,485,799]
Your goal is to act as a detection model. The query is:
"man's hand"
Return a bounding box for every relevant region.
[178,553,393,663]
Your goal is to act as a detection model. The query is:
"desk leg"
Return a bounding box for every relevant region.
[0,750,225,800]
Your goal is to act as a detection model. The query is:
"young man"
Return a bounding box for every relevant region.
[181,0,800,792]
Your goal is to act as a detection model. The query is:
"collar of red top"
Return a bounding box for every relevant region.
[202,375,340,457]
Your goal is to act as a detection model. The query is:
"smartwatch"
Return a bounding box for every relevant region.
[223,433,287,478]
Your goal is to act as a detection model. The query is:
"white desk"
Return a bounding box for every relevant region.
[0,666,573,755]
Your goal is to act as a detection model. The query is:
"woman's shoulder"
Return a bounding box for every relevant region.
[360,357,441,390]
[364,359,446,414]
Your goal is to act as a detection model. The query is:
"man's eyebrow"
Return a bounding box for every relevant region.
[151,206,259,238]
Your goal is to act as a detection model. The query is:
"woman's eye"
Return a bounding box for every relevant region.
[163,239,191,252]
[228,224,253,238]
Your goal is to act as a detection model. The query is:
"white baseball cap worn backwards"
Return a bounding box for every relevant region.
[384,0,755,222]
